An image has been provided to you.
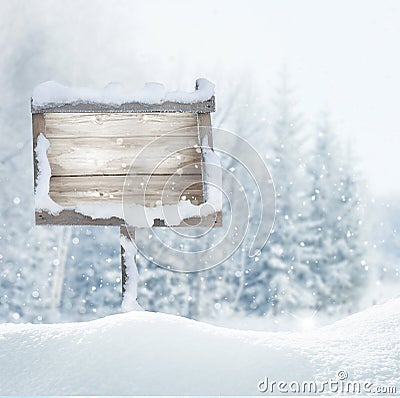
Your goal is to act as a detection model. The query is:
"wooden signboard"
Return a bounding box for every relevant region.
[31,80,221,308]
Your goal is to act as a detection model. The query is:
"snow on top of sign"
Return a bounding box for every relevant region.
[32,78,215,107]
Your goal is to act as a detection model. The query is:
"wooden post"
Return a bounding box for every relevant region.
[120,224,135,295]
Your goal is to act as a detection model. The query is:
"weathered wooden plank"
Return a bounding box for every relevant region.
[46,136,202,176]
[44,112,199,139]
[49,175,204,206]
[35,209,222,227]
[31,97,215,114]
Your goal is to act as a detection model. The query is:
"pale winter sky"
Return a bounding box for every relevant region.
[10,0,400,196]
[132,0,400,197]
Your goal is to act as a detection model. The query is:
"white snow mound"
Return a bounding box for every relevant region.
[0,299,399,395]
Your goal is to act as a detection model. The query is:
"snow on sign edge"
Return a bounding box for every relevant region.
[32,78,215,107]
[120,235,143,312]
[34,133,223,227]
[34,133,63,214]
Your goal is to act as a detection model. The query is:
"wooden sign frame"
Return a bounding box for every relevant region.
[32,98,220,227]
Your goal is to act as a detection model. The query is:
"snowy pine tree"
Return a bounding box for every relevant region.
[298,114,367,314]
[238,73,308,316]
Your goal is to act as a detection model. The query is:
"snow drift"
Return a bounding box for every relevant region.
[0,299,399,395]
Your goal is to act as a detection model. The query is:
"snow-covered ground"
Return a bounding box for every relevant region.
[0,299,399,395]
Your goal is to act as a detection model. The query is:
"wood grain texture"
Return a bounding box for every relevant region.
[49,175,204,206]
[32,96,215,114]
[32,111,221,226]
[44,113,199,138]
[47,136,202,176]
